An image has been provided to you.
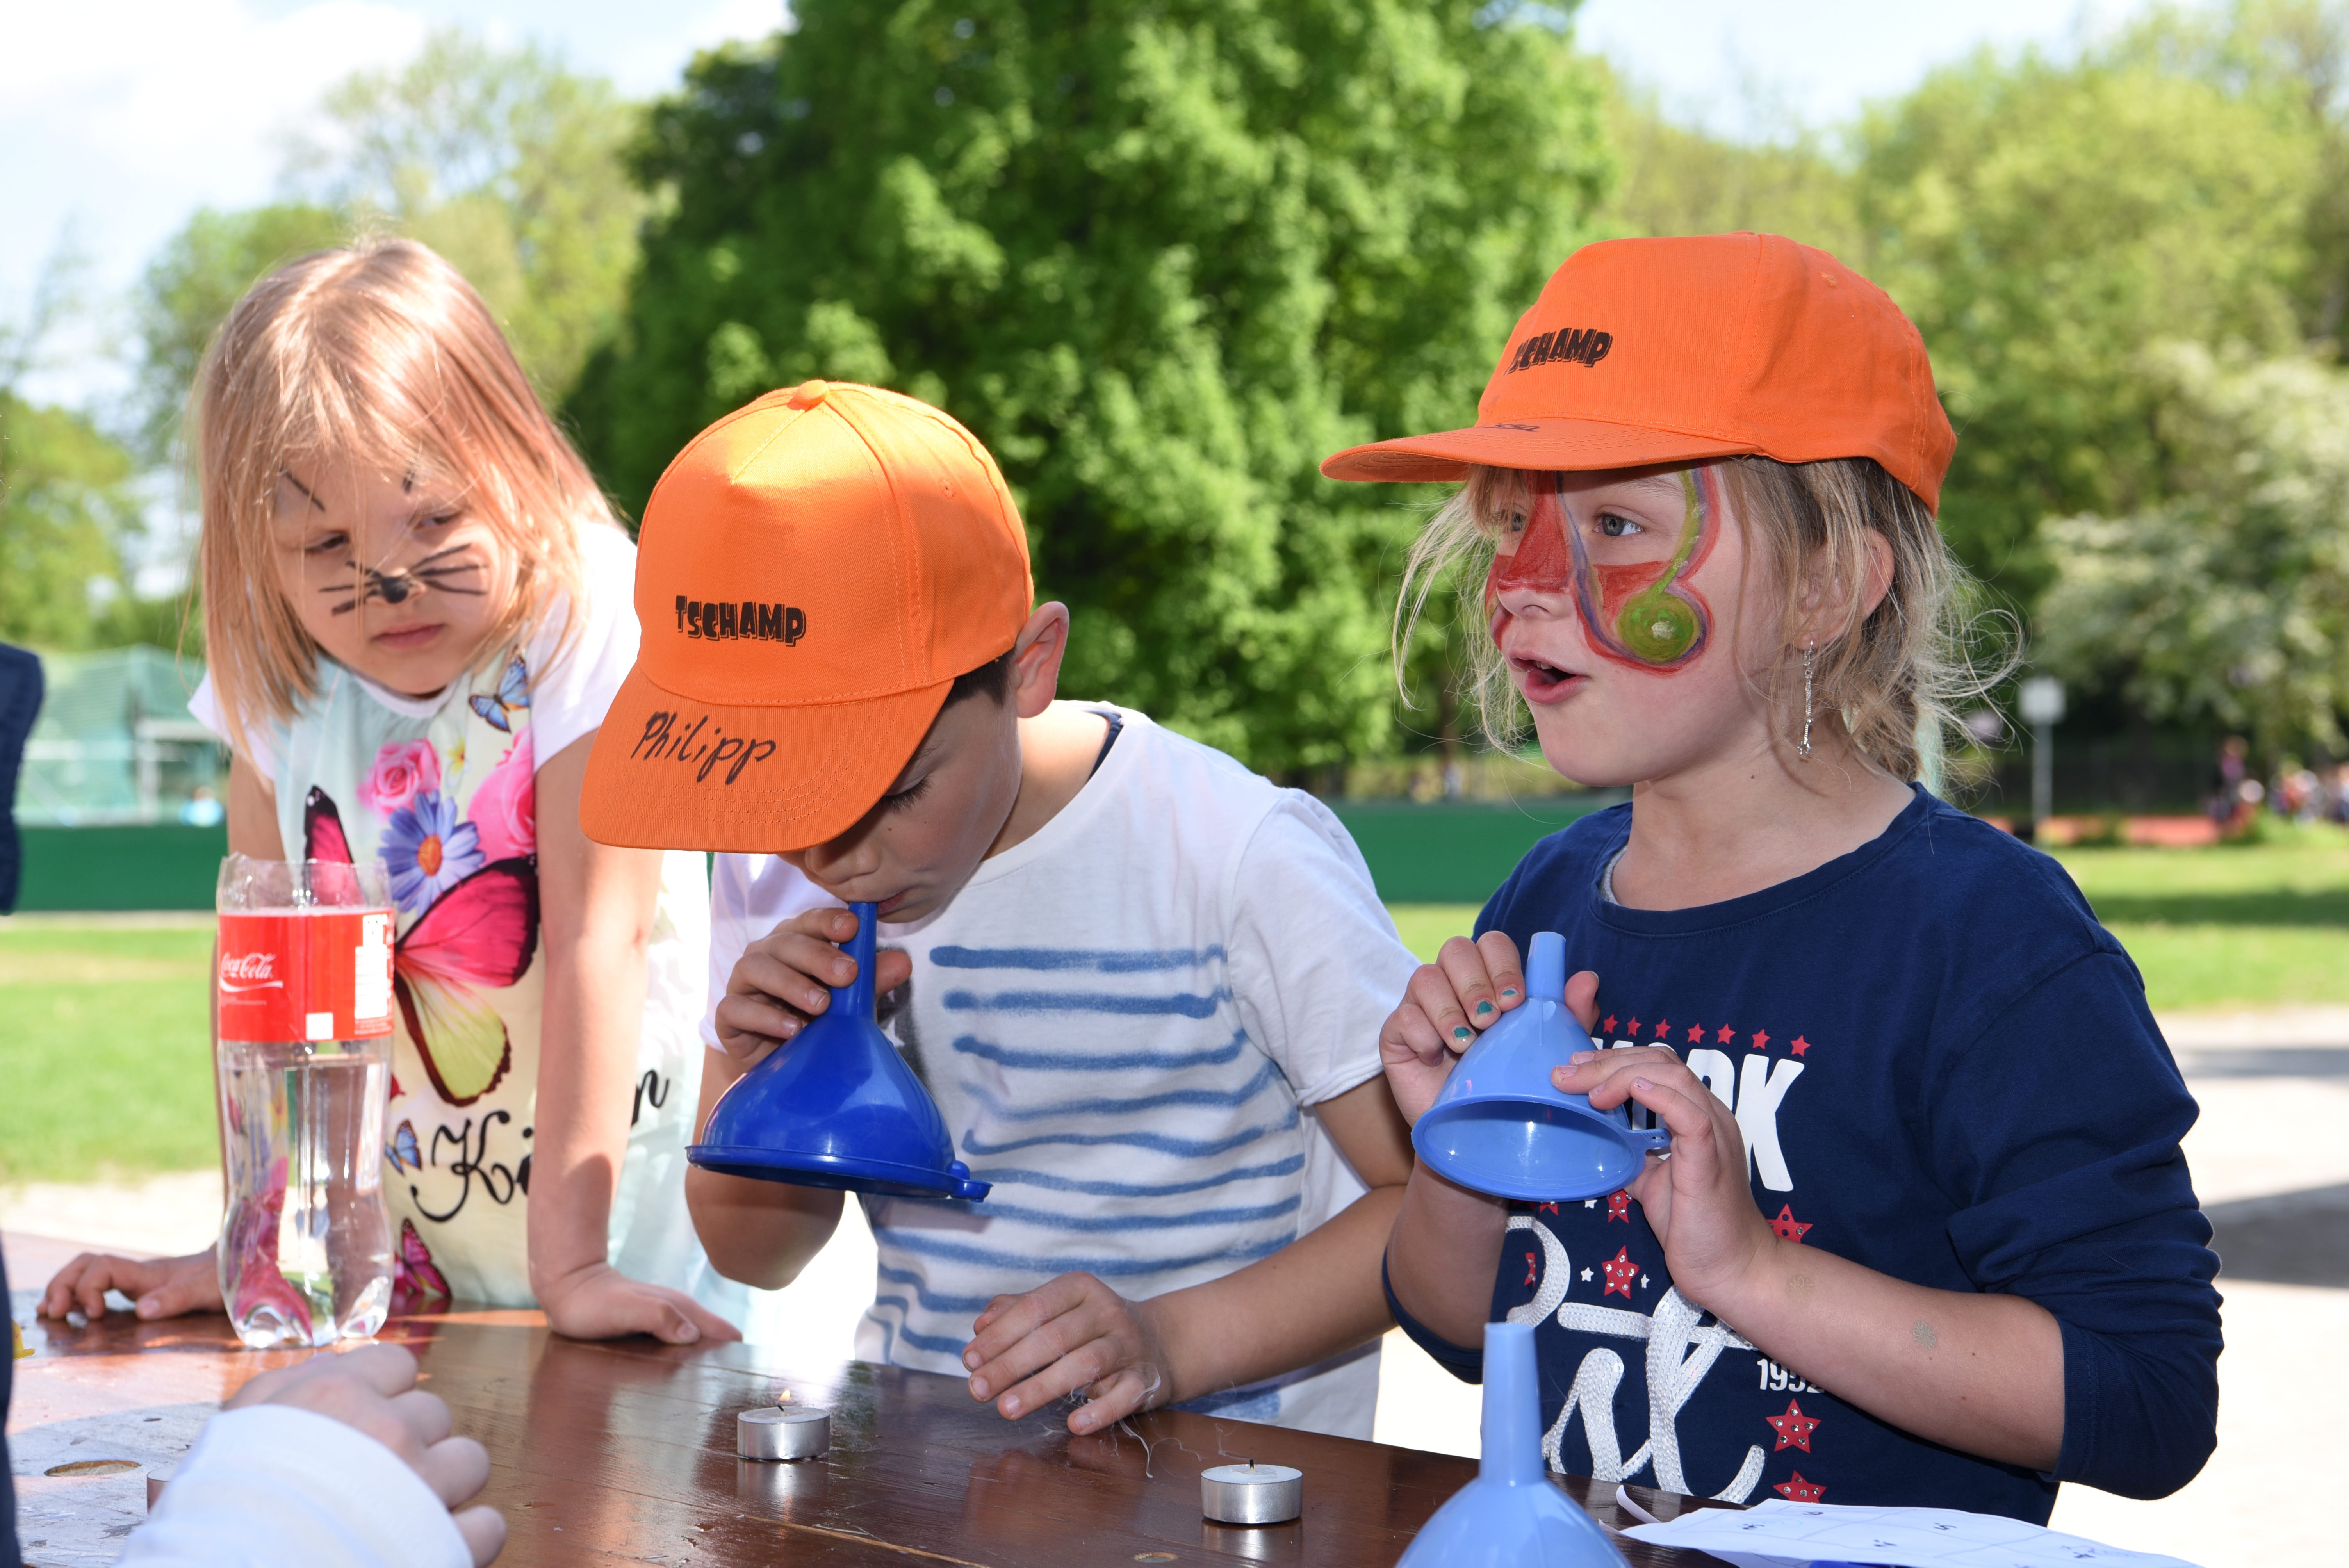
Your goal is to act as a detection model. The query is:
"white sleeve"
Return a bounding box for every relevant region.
[187,674,281,778]
[703,852,839,1049]
[1224,795,1420,1107]
[521,522,642,770]
[119,1404,470,1568]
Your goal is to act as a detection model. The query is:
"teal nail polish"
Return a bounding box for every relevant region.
[1453,1026,1472,1042]
[1501,987,1519,999]
[1476,1001,1494,1016]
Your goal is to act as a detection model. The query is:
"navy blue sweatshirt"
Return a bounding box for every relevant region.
[1388,788,2221,1522]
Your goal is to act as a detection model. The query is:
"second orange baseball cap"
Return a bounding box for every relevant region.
[1320,232,1955,511]
[581,381,1032,853]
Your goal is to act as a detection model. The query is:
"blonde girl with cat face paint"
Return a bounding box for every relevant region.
[1330,234,2219,1520]
[41,239,742,1348]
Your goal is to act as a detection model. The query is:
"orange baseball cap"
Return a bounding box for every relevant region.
[581,381,1032,853]
[1320,232,1955,511]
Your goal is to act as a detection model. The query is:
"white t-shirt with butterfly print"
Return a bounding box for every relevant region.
[189,523,738,1317]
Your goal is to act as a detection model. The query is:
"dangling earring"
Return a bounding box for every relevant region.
[1796,641,1816,762]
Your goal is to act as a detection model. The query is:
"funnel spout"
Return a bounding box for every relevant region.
[1527,931,1566,1003]
[838,901,879,1017]
[1482,1322,1545,1485]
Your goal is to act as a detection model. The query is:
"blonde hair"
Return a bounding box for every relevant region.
[195,237,607,750]
[1395,457,2006,782]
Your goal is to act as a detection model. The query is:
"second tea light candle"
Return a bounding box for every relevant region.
[1200,1461,1303,1524]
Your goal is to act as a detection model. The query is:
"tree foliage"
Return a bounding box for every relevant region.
[0,393,144,650]
[569,0,1613,773]
[2038,344,2349,760]
[289,27,651,400]
[1854,39,2318,599]
[132,204,348,463]
[1600,75,1862,261]
[132,28,646,461]
[1,250,148,651]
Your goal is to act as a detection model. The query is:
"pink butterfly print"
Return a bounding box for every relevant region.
[307,788,538,1107]
[391,1217,451,1316]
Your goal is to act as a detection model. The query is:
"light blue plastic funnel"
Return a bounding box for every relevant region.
[689,902,988,1201]
[1411,931,1671,1203]
[1395,1320,1627,1568]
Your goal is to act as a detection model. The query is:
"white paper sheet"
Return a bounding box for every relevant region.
[1620,1498,2205,1568]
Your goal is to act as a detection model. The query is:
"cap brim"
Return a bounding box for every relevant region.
[1321,417,1760,482]
[581,662,952,853]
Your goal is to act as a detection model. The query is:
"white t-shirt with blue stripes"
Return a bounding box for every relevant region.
[704,704,1417,1437]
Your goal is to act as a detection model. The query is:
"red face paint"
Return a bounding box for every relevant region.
[1484,483,1576,617]
[1486,469,1718,673]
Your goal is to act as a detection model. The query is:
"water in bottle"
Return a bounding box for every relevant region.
[214,855,397,1349]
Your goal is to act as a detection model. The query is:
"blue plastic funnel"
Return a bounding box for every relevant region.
[1411,932,1670,1203]
[689,902,989,1201]
[1396,1321,1627,1568]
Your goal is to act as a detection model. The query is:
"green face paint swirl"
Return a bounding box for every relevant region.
[1566,466,1718,672]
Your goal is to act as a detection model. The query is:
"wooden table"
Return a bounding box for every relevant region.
[10,1299,1730,1567]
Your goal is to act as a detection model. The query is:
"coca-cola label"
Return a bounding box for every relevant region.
[217,910,396,1043]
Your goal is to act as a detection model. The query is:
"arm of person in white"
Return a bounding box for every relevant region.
[122,1345,503,1568]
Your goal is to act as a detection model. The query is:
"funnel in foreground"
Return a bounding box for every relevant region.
[1411,931,1671,1203]
[1396,1320,1627,1567]
[689,902,988,1201]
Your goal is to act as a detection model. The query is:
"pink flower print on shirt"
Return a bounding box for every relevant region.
[359,739,443,817]
[467,730,535,863]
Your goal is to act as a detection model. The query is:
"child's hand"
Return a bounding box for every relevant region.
[1378,934,1600,1125]
[227,1342,505,1566]
[1552,1046,1775,1308]
[714,906,915,1064]
[961,1272,1173,1435]
[536,1261,743,1346]
[40,1246,221,1321]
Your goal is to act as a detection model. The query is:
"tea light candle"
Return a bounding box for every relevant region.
[1200,1461,1303,1524]
[737,1406,829,1461]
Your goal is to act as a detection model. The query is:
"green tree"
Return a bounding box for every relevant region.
[132,203,348,461]
[0,394,143,650]
[1600,75,1862,260]
[1854,40,2320,599]
[132,29,647,455]
[2037,343,2349,763]
[2,250,146,651]
[291,27,650,398]
[570,0,1613,771]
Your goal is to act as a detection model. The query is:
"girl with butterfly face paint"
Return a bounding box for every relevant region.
[40,239,743,1351]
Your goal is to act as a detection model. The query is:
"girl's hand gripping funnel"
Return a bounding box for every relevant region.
[1395,1320,1628,1568]
[1410,932,1671,1203]
[689,902,988,1201]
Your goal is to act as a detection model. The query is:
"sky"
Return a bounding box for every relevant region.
[2,0,2131,418]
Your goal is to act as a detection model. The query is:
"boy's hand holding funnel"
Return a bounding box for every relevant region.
[716,906,915,1065]
[690,902,988,1201]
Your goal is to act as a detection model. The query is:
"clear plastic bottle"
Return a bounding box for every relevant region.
[215,855,397,1349]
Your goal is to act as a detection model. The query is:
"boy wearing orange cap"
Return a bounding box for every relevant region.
[582,380,1417,1439]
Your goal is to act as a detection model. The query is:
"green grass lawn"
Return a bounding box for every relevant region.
[2053,839,2349,1011]
[1385,838,2349,1014]
[3,837,2342,1184]
[0,920,217,1184]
